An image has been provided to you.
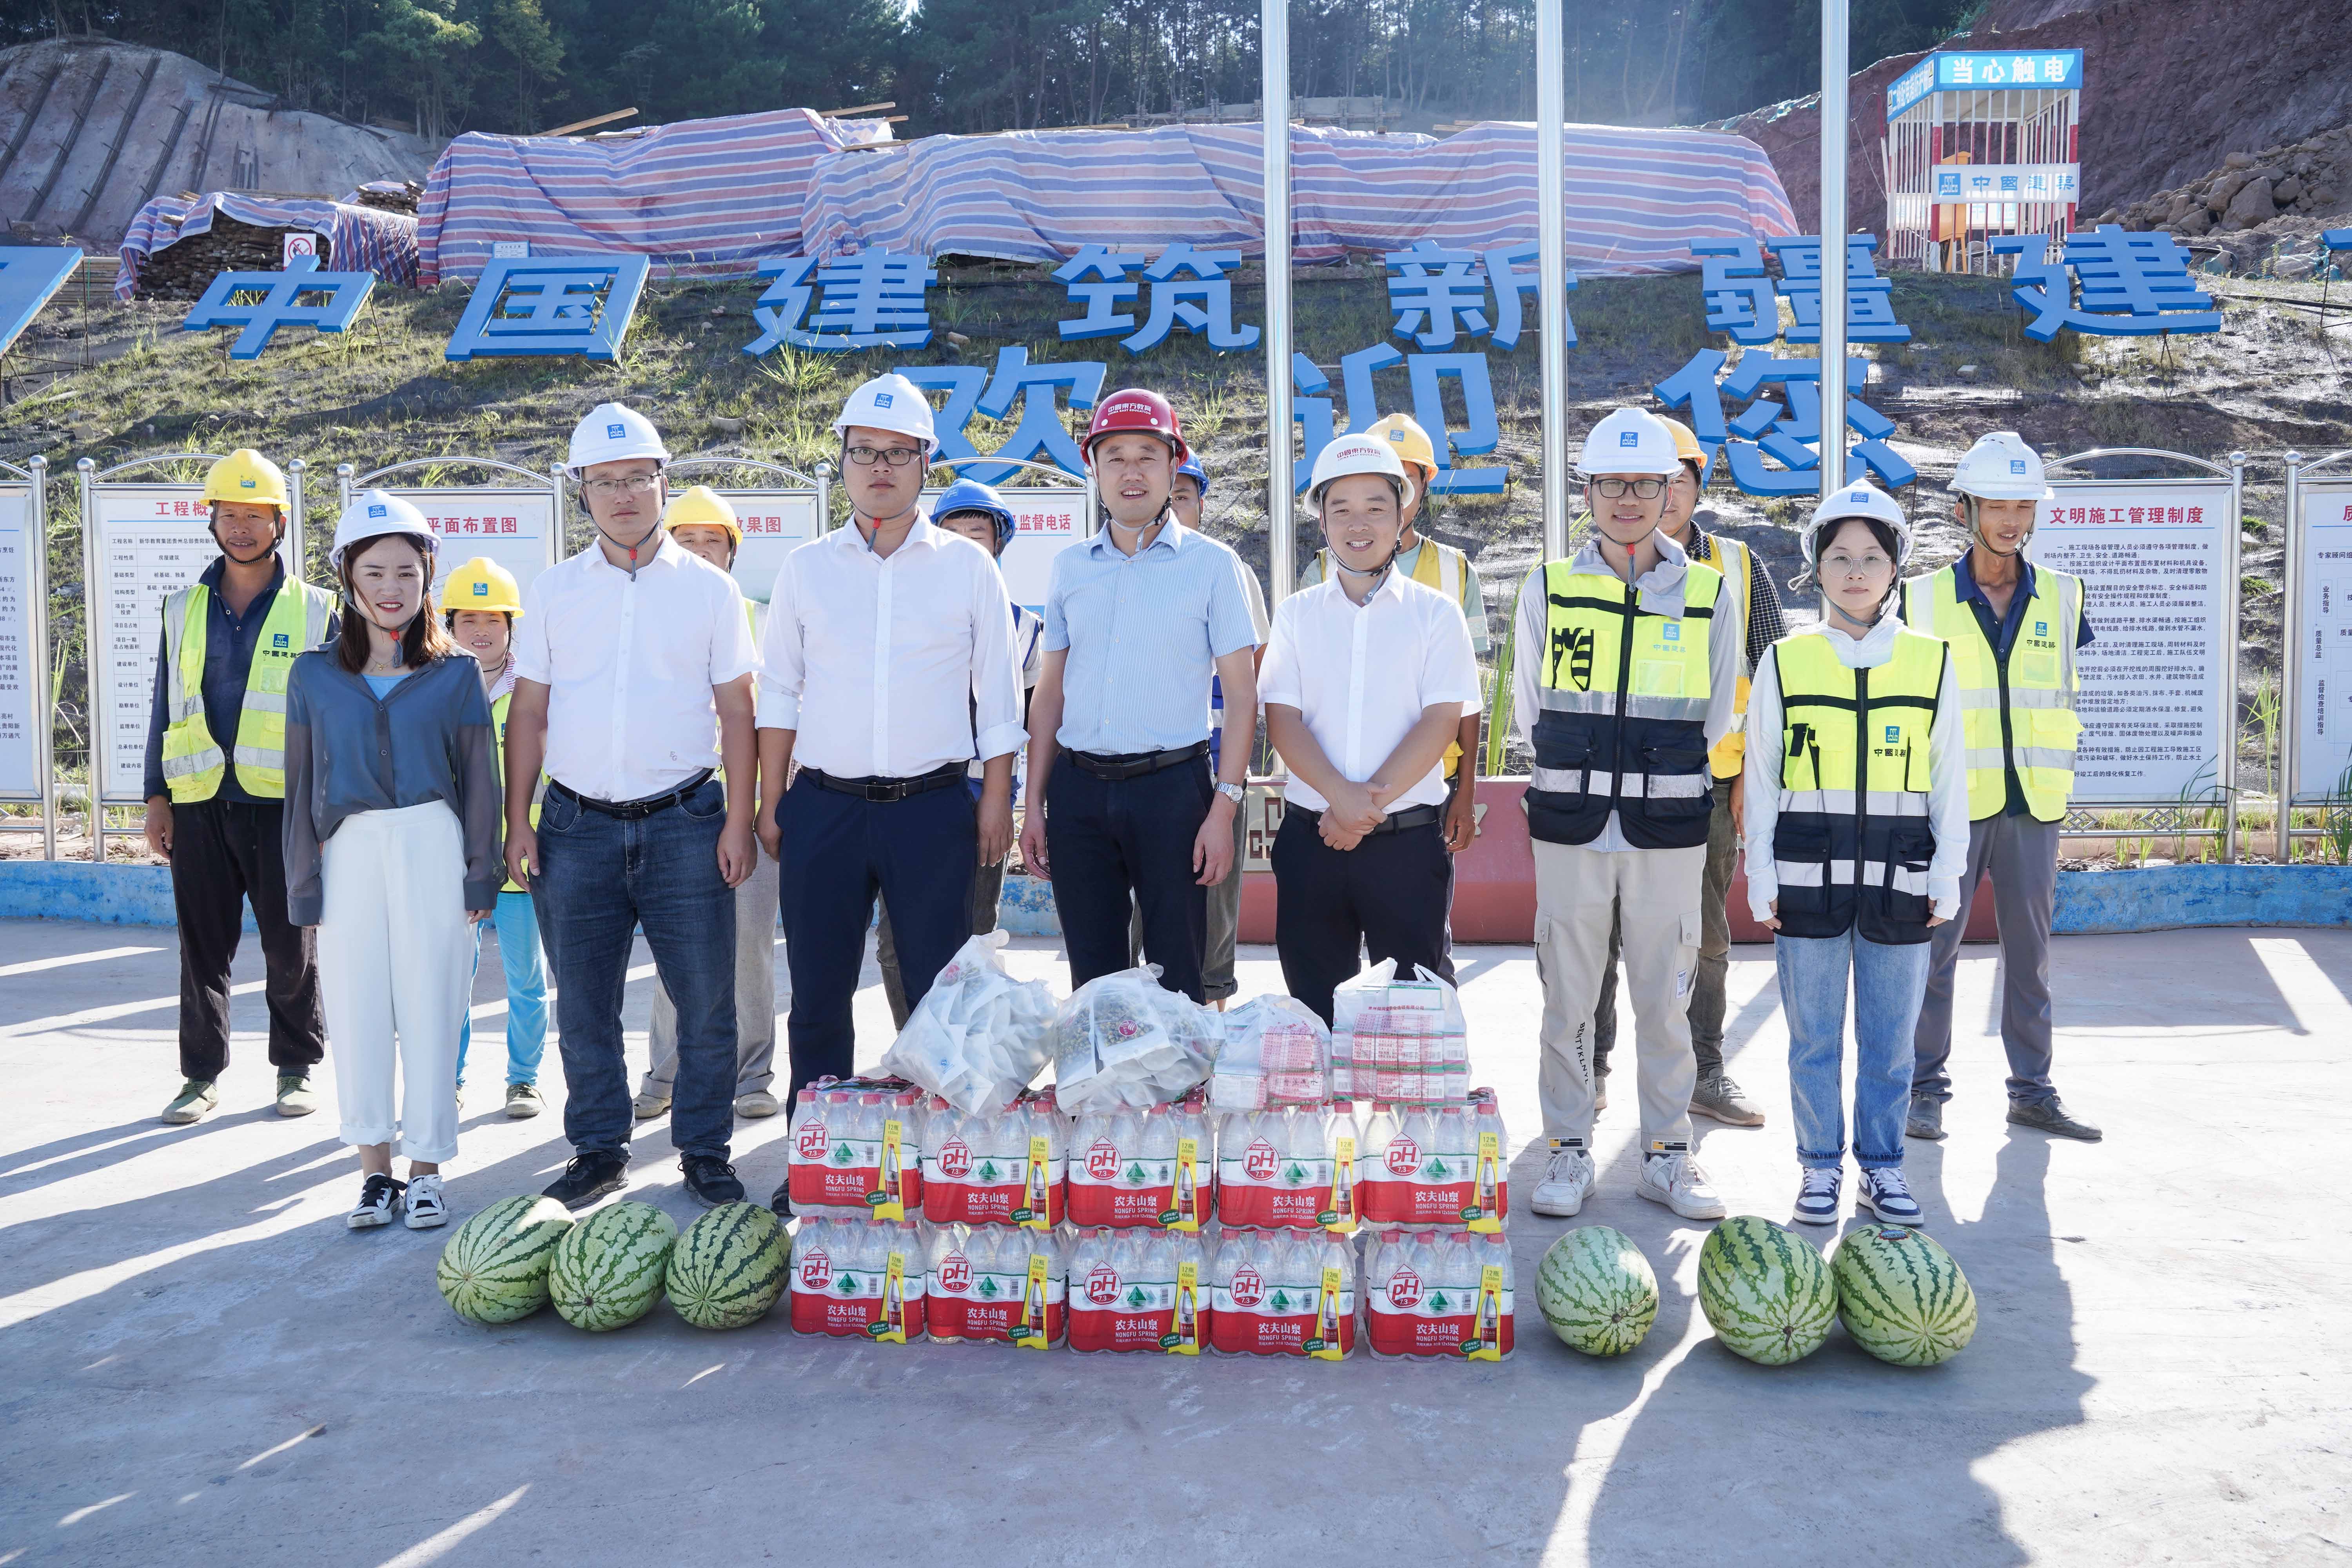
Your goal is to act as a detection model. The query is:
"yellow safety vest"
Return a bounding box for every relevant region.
[1313,537,1474,779]
[486,686,544,895]
[159,580,335,802]
[1899,564,2082,822]
[1701,532,1755,781]
[1768,628,1948,945]
[1524,559,1721,849]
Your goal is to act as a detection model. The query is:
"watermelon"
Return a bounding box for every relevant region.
[436,1194,575,1325]
[667,1203,791,1330]
[1833,1225,1977,1367]
[550,1201,677,1331]
[1697,1215,1837,1366]
[1536,1226,1658,1357]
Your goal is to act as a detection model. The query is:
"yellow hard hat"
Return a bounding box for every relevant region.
[663,484,742,544]
[201,448,289,511]
[443,556,524,616]
[1364,413,1439,483]
[1654,414,1709,470]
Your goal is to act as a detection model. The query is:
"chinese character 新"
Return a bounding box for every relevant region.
[1381,240,1572,352]
[897,347,1106,483]
[1991,225,2221,341]
[184,255,377,360]
[446,255,652,361]
[743,251,936,354]
[1653,348,1918,497]
[1292,347,1505,495]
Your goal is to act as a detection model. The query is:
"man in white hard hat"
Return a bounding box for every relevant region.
[1899,432,2102,1144]
[504,402,763,1210]
[1261,435,1480,1022]
[756,372,1025,1177]
[1512,407,1744,1222]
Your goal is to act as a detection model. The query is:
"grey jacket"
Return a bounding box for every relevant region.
[281,651,503,926]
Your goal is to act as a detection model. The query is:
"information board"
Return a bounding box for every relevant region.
[0,484,38,799]
[2290,479,2352,802]
[922,486,1086,613]
[370,486,558,609]
[2029,480,2235,804]
[715,490,823,607]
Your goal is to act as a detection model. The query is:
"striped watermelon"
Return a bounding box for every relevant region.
[1697,1215,1837,1366]
[1536,1226,1658,1356]
[1833,1225,1977,1367]
[550,1201,677,1332]
[436,1194,575,1325]
[667,1203,791,1330]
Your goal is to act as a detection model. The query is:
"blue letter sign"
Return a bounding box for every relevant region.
[447,254,650,361]
[1992,226,2221,340]
[742,251,935,354]
[0,246,81,357]
[183,255,377,360]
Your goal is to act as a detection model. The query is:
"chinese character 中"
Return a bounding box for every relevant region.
[1766,234,1912,344]
[1990,224,2221,340]
[742,251,936,354]
[184,255,377,360]
[0,245,82,357]
[1292,347,1505,495]
[897,347,1105,484]
[1654,348,1918,497]
[446,255,651,361]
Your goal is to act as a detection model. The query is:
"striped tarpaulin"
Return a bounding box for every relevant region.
[114,193,419,300]
[802,121,1799,272]
[414,109,885,286]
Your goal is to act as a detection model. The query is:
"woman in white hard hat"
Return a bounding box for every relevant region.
[282,492,503,1231]
[1742,481,1968,1229]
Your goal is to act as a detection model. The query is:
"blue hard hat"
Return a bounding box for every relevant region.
[1175,455,1209,492]
[932,477,1018,550]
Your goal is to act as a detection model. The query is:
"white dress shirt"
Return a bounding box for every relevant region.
[757,514,1026,779]
[512,533,759,803]
[1258,569,1482,813]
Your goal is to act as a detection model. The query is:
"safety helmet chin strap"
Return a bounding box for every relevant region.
[585,473,664,579]
[210,504,286,565]
[1963,495,2029,558]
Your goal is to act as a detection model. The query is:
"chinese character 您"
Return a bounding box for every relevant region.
[1653,348,1918,496]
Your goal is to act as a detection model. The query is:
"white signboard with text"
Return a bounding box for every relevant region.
[373,487,558,610]
[2290,480,2352,802]
[922,486,1085,613]
[715,490,823,607]
[2029,481,2234,804]
[0,485,38,799]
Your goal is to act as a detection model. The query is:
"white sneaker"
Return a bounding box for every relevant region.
[348,1173,404,1229]
[1636,1151,1727,1220]
[1856,1167,1924,1227]
[1791,1166,1842,1226]
[404,1173,449,1230]
[1528,1147,1595,1218]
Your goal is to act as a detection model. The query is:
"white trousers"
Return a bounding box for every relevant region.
[318,802,472,1163]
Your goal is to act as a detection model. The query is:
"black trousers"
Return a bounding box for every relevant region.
[169,797,325,1082]
[1271,809,1455,1025]
[1044,753,1211,1003]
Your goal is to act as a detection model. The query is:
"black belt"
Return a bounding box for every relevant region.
[804,764,966,803]
[1291,802,1442,836]
[1064,740,1210,782]
[549,771,713,821]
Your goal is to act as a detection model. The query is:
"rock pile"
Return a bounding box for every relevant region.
[2097,124,2352,274]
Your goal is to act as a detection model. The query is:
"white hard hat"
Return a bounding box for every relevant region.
[567,401,671,477]
[1305,433,1411,517]
[331,489,436,570]
[1800,480,1914,572]
[832,372,938,455]
[1951,431,2052,501]
[1577,408,1682,478]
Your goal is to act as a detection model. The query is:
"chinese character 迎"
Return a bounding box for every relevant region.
[1292,347,1505,495]
[447,255,651,361]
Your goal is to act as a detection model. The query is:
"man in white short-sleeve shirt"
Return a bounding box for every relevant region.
[503,403,761,1212]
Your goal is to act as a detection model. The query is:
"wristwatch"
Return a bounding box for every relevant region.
[1216,781,1246,806]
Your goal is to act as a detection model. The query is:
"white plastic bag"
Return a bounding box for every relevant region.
[1329,959,1469,1103]
[1210,994,1332,1111]
[880,930,1058,1113]
[1052,965,1218,1113]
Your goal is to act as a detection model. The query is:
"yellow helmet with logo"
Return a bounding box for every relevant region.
[1363,413,1439,485]
[663,484,742,544]
[443,556,524,616]
[201,448,289,511]
[1654,414,1710,472]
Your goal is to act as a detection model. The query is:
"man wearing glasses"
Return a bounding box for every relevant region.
[756,374,1024,1151]
[1513,408,1743,1223]
[503,403,762,1210]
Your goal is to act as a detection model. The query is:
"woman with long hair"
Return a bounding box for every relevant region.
[283,492,503,1230]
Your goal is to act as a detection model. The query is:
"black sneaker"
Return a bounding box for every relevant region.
[348,1172,405,1230]
[2008,1096,2103,1142]
[681,1155,745,1208]
[769,1179,793,1219]
[543,1151,629,1210]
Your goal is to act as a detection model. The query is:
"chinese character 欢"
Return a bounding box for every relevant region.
[447,255,651,361]
[898,347,1105,483]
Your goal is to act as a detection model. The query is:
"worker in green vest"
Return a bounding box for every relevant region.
[143,449,338,1127]
[1900,432,2102,1144]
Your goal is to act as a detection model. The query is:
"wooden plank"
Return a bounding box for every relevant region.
[816,101,895,117]
[537,107,639,138]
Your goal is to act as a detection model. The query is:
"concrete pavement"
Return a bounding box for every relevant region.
[0,918,2346,1566]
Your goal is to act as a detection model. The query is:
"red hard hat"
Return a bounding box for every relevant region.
[1082,388,1189,466]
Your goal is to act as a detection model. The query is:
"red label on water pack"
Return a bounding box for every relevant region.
[1365,1281,1511,1359]
[1067,1143,1174,1229]
[937,1138,973,1180]
[1066,1264,1203,1353]
[788,1243,926,1338]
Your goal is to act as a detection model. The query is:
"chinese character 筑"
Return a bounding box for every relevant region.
[447,255,652,362]
[1292,346,1506,495]
[1767,234,1912,344]
[896,346,1105,483]
[1991,225,2221,341]
[184,255,377,360]
[742,251,935,355]
[1051,245,1147,342]
[1653,347,1918,496]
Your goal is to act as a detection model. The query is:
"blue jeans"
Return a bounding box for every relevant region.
[457,891,547,1086]
[532,778,737,1163]
[1776,928,1929,1171]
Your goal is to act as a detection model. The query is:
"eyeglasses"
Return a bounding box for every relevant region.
[1820,554,1894,578]
[1591,477,1667,499]
[846,445,925,469]
[582,474,661,499]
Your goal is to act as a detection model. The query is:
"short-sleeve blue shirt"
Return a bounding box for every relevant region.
[1044,518,1260,754]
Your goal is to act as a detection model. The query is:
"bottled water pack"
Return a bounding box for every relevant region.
[785,1081,926,1220]
[789,1216,927,1342]
[1358,1092,1508,1231]
[921,1088,1067,1229]
[926,1223,1065,1348]
[1066,1091,1212,1231]
[1361,1228,1515,1360]
[1207,1227,1356,1359]
[1216,1100,1360,1232]
[1065,1227,1210,1354]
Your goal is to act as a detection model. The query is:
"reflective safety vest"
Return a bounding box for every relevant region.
[159,580,335,802]
[1314,537,1474,779]
[1767,629,1949,946]
[1525,559,1721,849]
[486,685,544,895]
[1700,532,1755,782]
[1899,564,2082,822]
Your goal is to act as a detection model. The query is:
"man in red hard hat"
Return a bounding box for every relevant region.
[1020,389,1261,1001]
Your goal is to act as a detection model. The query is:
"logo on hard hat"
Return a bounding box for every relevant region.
[874,392,893,408]
[1619,430,1639,447]
[1386,430,1406,444]
[605,423,624,438]
[240,479,256,489]
[1848,488,1870,503]
[368,504,387,518]
[472,582,488,597]
[2010,459,2027,474]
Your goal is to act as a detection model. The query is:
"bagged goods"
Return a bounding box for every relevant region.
[436,1194,574,1325]
[1359,1092,1508,1231]
[1067,1092,1211,1230]
[1210,995,1332,1111]
[1065,1227,1209,1354]
[1053,966,1218,1112]
[881,931,1058,1114]
[922,1089,1067,1229]
[789,1217,927,1341]
[1329,960,1470,1104]
[926,1223,1065,1348]
[1536,1226,1658,1356]
[1697,1216,1837,1367]
[666,1203,791,1330]
[1363,1229,1516,1360]
[549,1201,677,1332]
[786,1082,926,1219]
[1207,1229,1356,1359]
[1832,1225,1977,1367]
[1216,1101,1346,1232]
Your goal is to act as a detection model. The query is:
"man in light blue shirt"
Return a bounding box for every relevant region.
[1019,388,1259,1001]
